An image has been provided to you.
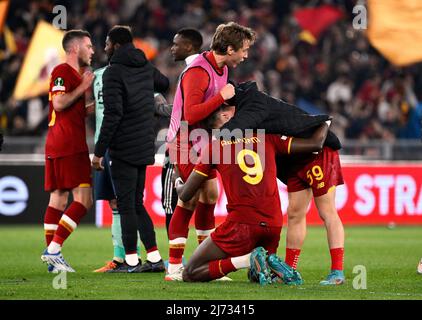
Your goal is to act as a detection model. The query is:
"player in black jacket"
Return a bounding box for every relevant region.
[92,25,169,272]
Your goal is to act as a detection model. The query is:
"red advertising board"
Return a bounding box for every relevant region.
[95,163,422,227]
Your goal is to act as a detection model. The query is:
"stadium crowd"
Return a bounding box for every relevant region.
[1,0,421,143]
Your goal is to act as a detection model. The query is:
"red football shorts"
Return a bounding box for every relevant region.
[211,220,282,257]
[45,152,92,191]
[286,147,344,197]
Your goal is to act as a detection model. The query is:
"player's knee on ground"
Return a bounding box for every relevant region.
[182,267,194,282]
[183,255,207,282]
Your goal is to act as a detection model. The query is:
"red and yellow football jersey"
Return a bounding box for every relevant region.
[45,63,88,159]
[194,134,293,227]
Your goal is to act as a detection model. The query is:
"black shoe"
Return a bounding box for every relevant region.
[106,261,143,273]
[138,259,165,272]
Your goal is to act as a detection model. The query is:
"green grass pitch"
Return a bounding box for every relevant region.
[0,225,421,300]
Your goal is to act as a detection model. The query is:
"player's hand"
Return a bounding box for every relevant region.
[154,93,168,106]
[174,177,185,196]
[81,71,95,91]
[220,83,235,101]
[92,155,104,171]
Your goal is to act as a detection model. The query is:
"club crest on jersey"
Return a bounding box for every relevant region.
[52,77,65,91]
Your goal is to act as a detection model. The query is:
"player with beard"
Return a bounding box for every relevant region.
[41,30,95,272]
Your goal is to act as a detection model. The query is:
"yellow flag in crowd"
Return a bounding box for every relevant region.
[13,21,65,100]
[367,0,422,66]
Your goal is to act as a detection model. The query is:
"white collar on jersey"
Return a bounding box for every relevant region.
[185,53,199,66]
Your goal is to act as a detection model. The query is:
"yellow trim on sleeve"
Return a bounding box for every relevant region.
[193,169,208,177]
[78,183,91,188]
[51,91,65,97]
[287,137,293,154]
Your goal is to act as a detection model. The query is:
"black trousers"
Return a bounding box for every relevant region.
[110,157,157,254]
[161,151,178,237]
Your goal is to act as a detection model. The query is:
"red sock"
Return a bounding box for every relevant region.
[285,248,301,270]
[168,252,184,264]
[168,206,194,264]
[194,202,215,244]
[330,247,344,271]
[208,259,236,280]
[194,202,215,230]
[43,206,63,246]
[52,202,87,246]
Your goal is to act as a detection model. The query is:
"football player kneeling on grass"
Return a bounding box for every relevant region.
[175,105,331,284]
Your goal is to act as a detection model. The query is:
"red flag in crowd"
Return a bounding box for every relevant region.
[294,4,344,44]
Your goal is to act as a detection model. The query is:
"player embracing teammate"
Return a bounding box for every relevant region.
[165,22,256,281]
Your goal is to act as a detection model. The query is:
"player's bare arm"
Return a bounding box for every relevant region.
[176,171,208,202]
[85,86,95,115]
[290,120,331,154]
[52,71,94,112]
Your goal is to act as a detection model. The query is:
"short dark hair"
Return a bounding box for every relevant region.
[62,30,91,52]
[108,25,133,45]
[204,104,231,129]
[176,28,203,52]
[211,22,256,54]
